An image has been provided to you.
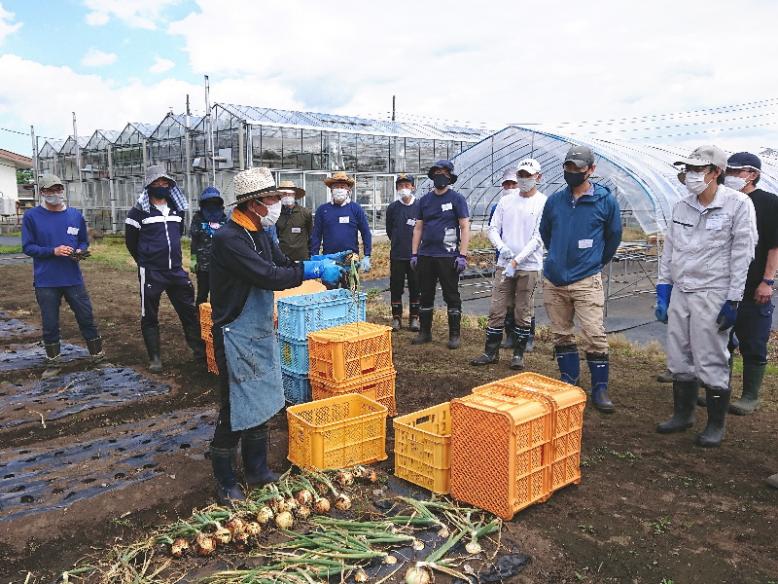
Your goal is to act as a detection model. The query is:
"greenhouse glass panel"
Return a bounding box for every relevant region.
[281,127,303,169]
[301,130,322,170]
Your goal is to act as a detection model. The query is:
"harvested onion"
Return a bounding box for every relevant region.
[269,496,288,515]
[465,541,482,555]
[170,537,189,558]
[225,516,246,539]
[367,470,379,483]
[354,567,369,583]
[194,533,216,556]
[256,506,274,525]
[405,565,432,584]
[245,521,262,538]
[295,505,311,520]
[275,510,294,530]
[384,555,398,565]
[336,470,354,487]
[295,489,313,507]
[214,525,232,545]
[412,539,425,551]
[335,493,352,511]
[313,497,331,514]
[285,496,298,511]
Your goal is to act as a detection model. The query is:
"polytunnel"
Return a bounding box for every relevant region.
[416,125,778,234]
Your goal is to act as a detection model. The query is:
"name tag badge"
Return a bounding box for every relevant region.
[406,218,416,226]
[291,227,302,233]
[339,216,350,224]
[578,239,593,249]
[706,215,725,230]
[209,222,221,229]
[441,203,453,212]
[67,226,79,235]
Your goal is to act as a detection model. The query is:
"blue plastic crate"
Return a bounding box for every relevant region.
[282,368,311,404]
[278,334,309,375]
[277,289,367,342]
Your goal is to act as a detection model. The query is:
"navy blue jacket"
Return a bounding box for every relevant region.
[539,182,622,286]
[385,199,420,260]
[310,201,372,256]
[125,203,186,271]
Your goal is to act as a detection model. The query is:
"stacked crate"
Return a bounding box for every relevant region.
[307,322,396,416]
[276,289,367,404]
[199,302,218,375]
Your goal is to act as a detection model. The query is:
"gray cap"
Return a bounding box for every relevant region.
[564,145,595,168]
[39,174,64,190]
[144,164,176,188]
[675,145,728,171]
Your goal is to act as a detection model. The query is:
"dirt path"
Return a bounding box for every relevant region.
[1,261,776,583]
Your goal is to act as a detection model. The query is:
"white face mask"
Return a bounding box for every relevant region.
[516,177,537,193]
[43,193,65,206]
[331,188,349,204]
[724,175,749,192]
[257,200,282,228]
[684,171,714,196]
[280,195,296,207]
[397,188,413,199]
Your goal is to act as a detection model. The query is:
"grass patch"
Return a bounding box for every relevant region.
[0,244,23,254]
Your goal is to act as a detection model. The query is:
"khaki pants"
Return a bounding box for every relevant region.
[543,273,608,353]
[487,268,540,329]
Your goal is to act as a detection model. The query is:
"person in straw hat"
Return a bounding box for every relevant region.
[311,171,372,273]
[275,179,312,261]
[125,164,204,372]
[207,167,346,503]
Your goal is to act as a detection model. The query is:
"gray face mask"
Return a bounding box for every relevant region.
[43,193,65,206]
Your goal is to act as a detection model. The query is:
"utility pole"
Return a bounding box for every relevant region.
[186,93,191,116]
[204,75,216,184]
[73,112,83,207]
[392,95,396,121]
[30,125,38,199]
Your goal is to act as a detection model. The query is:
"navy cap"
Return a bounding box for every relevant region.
[395,173,415,186]
[727,152,761,170]
[427,159,458,184]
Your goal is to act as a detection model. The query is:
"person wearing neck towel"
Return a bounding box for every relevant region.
[385,174,421,331]
[125,165,204,372]
[207,167,346,503]
[310,171,372,273]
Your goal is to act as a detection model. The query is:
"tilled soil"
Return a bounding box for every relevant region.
[0,261,777,583]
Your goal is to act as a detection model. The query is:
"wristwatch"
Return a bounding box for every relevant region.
[762,278,775,286]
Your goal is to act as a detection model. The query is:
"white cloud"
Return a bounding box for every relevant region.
[84,0,180,30]
[81,48,118,67]
[0,2,22,44]
[149,56,175,74]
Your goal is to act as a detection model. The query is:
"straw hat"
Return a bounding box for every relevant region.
[323,171,355,188]
[278,179,306,198]
[230,167,282,206]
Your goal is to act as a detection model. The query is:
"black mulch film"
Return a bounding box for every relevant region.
[0,367,171,430]
[0,408,214,521]
[0,312,39,342]
[0,342,89,372]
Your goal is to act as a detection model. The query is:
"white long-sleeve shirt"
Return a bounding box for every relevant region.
[488,191,547,271]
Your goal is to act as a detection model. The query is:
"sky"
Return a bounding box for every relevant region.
[0,0,777,157]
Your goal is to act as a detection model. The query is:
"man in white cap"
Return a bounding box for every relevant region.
[125,164,203,372]
[655,145,756,448]
[207,167,346,502]
[276,179,312,261]
[22,174,104,364]
[472,159,546,368]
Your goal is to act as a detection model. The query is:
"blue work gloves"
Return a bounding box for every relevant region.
[321,263,346,287]
[310,250,351,262]
[360,256,371,273]
[410,254,418,270]
[655,284,672,323]
[454,254,468,274]
[716,300,739,332]
[302,258,336,280]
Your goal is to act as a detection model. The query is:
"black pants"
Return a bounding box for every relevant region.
[210,330,263,449]
[138,266,202,349]
[196,270,210,305]
[389,259,420,305]
[734,299,774,365]
[417,256,461,311]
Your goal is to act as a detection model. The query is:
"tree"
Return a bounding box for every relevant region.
[16,169,33,184]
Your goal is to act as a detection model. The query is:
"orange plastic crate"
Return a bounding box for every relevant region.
[287,394,388,470]
[450,388,553,520]
[307,322,393,383]
[204,337,218,375]
[310,369,397,416]
[473,372,586,492]
[393,402,451,494]
[199,302,213,340]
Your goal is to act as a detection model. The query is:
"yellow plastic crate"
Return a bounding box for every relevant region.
[450,388,553,520]
[287,394,388,470]
[307,322,393,383]
[204,337,218,375]
[310,369,397,416]
[393,402,451,494]
[199,302,213,340]
[473,372,586,492]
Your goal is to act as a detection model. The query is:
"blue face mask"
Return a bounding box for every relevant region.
[148,185,171,199]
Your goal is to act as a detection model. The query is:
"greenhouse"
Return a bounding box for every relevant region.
[415,125,778,234]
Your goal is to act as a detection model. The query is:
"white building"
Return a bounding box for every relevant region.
[0,149,32,216]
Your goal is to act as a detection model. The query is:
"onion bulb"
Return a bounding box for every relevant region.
[214,525,232,545]
[412,539,425,551]
[354,567,369,583]
[436,527,449,538]
[335,493,352,511]
[367,470,379,483]
[384,555,398,565]
[465,541,482,555]
[275,510,294,530]
[170,537,189,558]
[245,521,262,538]
[256,506,274,525]
[285,496,298,511]
[295,489,313,507]
[352,466,367,479]
[194,533,216,556]
[295,504,312,520]
[313,497,331,514]
[315,481,329,495]
[336,470,354,487]
[225,516,246,539]
[269,496,288,514]
[405,565,432,584]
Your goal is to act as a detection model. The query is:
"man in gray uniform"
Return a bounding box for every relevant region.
[655,145,756,448]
